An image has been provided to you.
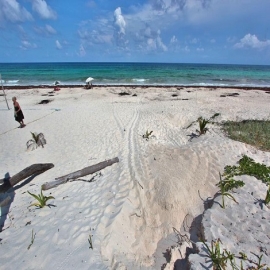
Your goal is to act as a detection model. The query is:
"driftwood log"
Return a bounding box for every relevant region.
[0,163,54,193]
[42,157,119,191]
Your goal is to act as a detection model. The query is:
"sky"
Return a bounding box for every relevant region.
[0,0,270,64]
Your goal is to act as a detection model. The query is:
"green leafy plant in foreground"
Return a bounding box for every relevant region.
[26,132,46,151]
[142,130,153,140]
[203,240,269,270]
[217,173,239,208]
[28,189,55,208]
[186,113,220,135]
[223,155,270,184]
[216,176,245,193]
[203,239,237,270]
[203,239,226,269]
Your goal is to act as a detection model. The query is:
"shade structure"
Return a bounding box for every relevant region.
[85,77,94,83]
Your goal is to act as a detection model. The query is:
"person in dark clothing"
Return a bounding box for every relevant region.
[12,97,25,128]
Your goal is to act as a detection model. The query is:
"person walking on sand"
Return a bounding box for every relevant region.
[12,97,25,128]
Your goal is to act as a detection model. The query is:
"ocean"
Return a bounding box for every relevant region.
[0,62,270,87]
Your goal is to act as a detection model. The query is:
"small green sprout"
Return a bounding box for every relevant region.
[27,229,36,250]
[88,234,93,249]
[264,186,270,205]
[28,188,55,208]
[217,173,238,209]
[142,130,153,140]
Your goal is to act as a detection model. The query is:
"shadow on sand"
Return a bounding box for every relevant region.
[0,173,39,232]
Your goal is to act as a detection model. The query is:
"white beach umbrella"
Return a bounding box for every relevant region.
[85,77,94,83]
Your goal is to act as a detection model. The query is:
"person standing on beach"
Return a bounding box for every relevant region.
[12,97,26,128]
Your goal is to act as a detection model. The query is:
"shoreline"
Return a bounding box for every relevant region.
[3,84,270,91]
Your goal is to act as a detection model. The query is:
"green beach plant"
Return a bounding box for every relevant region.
[88,234,93,249]
[216,177,245,193]
[197,117,209,135]
[185,113,220,135]
[203,239,231,269]
[217,173,239,209]
[27,229,36,250]
[223,155,270,184]
[28,188,55,208]
[264,186,270,205]
[26,132,46,151]
[222,120,270,151]
[142,130,153,140]
[203,240,269,270]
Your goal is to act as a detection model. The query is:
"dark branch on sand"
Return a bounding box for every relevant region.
[0,163,54,194]
[41,157,119,190]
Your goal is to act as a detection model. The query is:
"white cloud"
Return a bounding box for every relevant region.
[78,45,86,57]
[183,45,190,52]
[144,29,167,52]
[0,0,33,24]
[56,40,62,49]
[156,35,167,51]
[234,34,270,49]
[227,37,236,43]
[86,1,96,8]
[146,38,157,50]
[19,40,37,50]
[31,0,57,20]
[34,24,57,35]
[46,24,56,34]
[76,0,270,58]
[78,29,113,45]
[114,7,126,34]
[78,18,114,46]
[196,47,204,51]
[170,35,178,43]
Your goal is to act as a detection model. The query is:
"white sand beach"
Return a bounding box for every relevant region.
[0,86,269,269]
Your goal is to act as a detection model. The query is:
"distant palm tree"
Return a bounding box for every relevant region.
[26,132,46,151]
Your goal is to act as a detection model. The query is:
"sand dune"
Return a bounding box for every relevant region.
[0,86,269,269]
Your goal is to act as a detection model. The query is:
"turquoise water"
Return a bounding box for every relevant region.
[0,62,270,87]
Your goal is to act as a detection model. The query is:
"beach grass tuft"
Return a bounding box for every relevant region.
[142,130,153,140]
[217,173,239,209]
[185,113,220,135]
[222,120,270,151]
[265,186,270,205]
[203,239,269,269]
[28,189,55,208]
